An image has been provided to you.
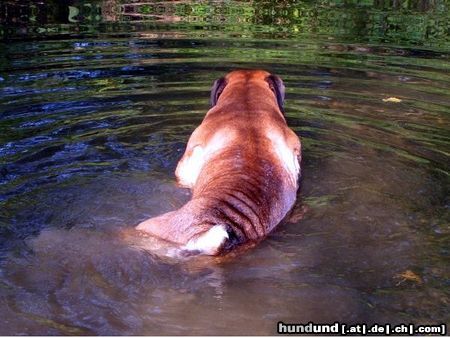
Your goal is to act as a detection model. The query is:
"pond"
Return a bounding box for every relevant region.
[0,1,449,335]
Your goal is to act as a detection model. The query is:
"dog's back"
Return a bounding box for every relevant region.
[137,70,301,255]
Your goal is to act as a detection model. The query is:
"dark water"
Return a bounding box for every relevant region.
[0,1,449,335]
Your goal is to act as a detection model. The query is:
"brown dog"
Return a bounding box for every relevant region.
[136,70,301,255]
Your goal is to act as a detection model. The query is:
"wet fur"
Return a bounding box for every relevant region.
[136,70,301,255]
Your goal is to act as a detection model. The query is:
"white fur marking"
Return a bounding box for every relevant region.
[183,224,229,255]
[176,129,235,188]
[177,145,204,187]
[267,131,299,184]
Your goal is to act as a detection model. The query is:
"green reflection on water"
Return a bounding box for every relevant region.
[0,1,449,49]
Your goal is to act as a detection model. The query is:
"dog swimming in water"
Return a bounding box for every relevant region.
[136,70,301,256]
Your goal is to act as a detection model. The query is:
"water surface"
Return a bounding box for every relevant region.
[0,1,449,335]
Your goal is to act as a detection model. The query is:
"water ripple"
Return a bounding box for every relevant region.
[0,27,448,335]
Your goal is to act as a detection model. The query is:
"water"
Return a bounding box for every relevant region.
[0,1,449,335]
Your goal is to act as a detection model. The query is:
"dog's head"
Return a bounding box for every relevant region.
[210,70,286,113]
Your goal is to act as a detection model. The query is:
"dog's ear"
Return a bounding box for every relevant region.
[210,77,227,107]
[266,74,285,113]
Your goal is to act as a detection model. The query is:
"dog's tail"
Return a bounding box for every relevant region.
[135,200,230,256]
